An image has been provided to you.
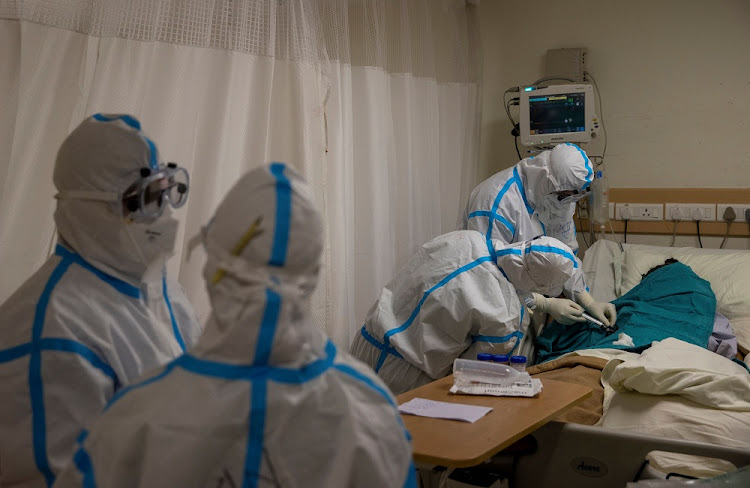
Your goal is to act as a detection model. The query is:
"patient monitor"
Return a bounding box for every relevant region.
[519,84,597,146]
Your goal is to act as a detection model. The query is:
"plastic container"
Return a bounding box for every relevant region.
[590,170,609,224]
[492,354,509,365]
[476,353,493,361]
[453,358,529,385]
[510,355,528,373]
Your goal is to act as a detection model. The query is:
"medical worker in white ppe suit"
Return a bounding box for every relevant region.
[0,114,201,488]
[462,143,616,327]
[350,233,579,395]
[54,163,417,488]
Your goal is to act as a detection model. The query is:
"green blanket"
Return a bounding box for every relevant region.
[536,262,716,364]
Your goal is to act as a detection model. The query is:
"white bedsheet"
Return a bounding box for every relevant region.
[594,339,750,478]
[602,338,750,410]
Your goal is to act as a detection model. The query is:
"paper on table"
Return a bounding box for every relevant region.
[398,398,493,423]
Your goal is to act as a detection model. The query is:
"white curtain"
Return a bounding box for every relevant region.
[0,0,482,349]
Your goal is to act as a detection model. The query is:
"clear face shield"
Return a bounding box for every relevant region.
[56,163,190,222]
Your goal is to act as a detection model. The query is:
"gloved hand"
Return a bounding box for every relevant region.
[577,291,617,326]
[532,293,585,325]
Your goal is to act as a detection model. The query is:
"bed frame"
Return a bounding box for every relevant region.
[511,421,750,487]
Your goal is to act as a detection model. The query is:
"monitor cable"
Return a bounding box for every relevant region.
[511,122,522,160]
[584,71,607,161]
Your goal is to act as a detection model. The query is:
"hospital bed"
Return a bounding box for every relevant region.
[507,239,750,486]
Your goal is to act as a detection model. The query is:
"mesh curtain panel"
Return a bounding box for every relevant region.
[0,0,482,349]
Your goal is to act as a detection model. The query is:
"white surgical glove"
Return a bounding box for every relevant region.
[577,291,617,326]
[531,293,585,325]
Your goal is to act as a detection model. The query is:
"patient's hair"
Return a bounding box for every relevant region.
[642,258,679,279]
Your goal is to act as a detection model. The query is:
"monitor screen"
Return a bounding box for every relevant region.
[528,92,586,135]
[519,84,594,147]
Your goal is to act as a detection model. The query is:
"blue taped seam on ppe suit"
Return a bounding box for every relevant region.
[53,162,416,488]
[350,232,578,395]
[0,114,201,488]
[462,144,591,299]
[0,246,196,487]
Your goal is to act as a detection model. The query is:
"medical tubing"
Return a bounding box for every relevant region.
[577,201,589,248]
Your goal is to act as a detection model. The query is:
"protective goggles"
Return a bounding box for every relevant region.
[56,163,189,221]
[551,187,590,205]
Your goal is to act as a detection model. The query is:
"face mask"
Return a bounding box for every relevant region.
[538,195,576,225]
[124,215,179,275]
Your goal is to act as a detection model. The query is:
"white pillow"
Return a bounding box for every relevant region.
[619,246,750,321]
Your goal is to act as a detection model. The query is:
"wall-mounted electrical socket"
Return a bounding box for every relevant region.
[608,202,614,220]
[717,204,750,222]
[665,203,716,221]
[615,203,663,221]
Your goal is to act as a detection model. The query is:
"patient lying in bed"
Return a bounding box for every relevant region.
[535,259,726,364]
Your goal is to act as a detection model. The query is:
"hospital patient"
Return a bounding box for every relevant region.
[0,114,201,487]
[536,258,721,363]
[350,233,582,395]
[54,163,417,488]
[632,259,738,359]
[462,143,616,327]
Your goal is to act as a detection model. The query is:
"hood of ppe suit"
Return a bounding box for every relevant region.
[547,143,592,194]
[196,162,327,367]
[496,236,577,297]
[518,143,592,225]
[53,114,178,283]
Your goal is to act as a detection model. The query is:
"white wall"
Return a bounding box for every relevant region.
[478,0,750,188]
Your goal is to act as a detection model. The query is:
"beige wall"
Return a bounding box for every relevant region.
[478,0,750,188]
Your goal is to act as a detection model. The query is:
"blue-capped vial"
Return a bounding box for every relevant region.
[510,355,527,372]
[492,354,509,364]
[477,353,493,361]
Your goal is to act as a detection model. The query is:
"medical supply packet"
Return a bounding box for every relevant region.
[449,378,543,397]
[453,358,530,384]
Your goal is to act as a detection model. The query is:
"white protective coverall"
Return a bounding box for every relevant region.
[349,232,578,395]
[0,114,201,488]
[462,143,590,295]
[462,143,616,326]
[54,163,417,488]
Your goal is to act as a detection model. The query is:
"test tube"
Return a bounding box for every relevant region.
[492,354,509,365]
[510,355,527,373]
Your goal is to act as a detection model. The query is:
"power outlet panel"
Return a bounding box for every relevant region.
[665,203,716,222]
[615,203,663,221]
[609,202,615,220]
[717,204,750,223]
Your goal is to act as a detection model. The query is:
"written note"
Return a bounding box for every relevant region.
[398,398,493,423]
